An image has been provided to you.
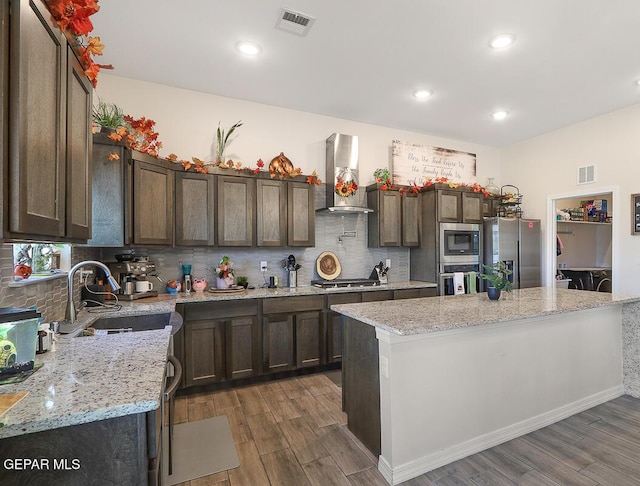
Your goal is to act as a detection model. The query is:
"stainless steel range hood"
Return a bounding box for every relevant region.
[320,133,374,213]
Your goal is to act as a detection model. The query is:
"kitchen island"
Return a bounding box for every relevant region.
[332,287,640,485]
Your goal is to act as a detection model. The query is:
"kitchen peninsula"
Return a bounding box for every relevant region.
[332,287,640,485]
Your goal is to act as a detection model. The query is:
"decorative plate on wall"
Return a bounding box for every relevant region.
[316,251,341,280]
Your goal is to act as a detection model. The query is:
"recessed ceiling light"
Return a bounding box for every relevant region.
[492,110,509,120]
[236,41,261,56]
[413,89,433,100]
[636,79,640,86]
[489,33,515,49]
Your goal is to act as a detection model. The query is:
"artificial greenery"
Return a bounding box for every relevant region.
[216,120,243,162]
[92,99,124,129]
[480,261,513,291]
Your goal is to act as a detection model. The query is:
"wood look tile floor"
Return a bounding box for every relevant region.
[173,375,640,486]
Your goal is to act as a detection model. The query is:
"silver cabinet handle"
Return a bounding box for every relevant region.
[164,355,182,401]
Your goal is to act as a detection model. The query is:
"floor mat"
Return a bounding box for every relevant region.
[165,415,239,485]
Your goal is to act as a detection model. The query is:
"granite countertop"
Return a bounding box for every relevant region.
[331,287,640,336]
[0,328,171,440]
[114,280,436,308]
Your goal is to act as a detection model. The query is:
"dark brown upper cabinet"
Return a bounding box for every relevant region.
[437,190,483,224]
[256,179,315,247]
[175,171,216,246]
[367,185,419,248]
[256,179,287,246]
[217,175,255,246]
[6,0,92,241]
[287,181,315,247]
[132,155,174,246]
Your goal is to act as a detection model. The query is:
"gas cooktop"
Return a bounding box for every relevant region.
[311,278,379,288]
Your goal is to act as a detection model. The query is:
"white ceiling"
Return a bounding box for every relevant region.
[91,0,640,147]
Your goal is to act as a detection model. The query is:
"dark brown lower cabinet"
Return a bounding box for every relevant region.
[184,319,225,387]
[295,310,324,368]
[263,313,295,373]
[327,292,362,363]
[225,315,261,380]
[0,409,160,485]
[393,288,437,300]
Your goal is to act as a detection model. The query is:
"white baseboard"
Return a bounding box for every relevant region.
[378,385,623,485]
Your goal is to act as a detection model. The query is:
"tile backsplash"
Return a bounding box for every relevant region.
[100,211,409,291]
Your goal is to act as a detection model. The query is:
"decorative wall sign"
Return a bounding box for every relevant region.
[632,193,640,234]
[391,140,477,186]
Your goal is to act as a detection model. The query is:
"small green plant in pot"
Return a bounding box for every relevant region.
[480,261,513,300]
[236,276,248,289]
[92,99,125,131]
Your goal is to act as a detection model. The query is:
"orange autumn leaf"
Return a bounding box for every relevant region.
[107,152,119,161]
[181,160,193,171]
[86,36,104,55]
[107,132,122,142]
[116,126,127,136]
[166,153,178,162]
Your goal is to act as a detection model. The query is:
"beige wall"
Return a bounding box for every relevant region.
[501,102,640,293]
[96,74,502,186]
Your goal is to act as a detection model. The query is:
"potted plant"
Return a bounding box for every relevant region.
[215,120,243,164]
[480,261,513,300]
[92,99,124,133]
[215,256,235,289]
[236,276,248,289]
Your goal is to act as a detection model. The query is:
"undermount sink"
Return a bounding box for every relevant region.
[76,312,182,337]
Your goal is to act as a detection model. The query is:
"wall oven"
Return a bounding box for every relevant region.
[439,263,482,296]
[440,223,481,264]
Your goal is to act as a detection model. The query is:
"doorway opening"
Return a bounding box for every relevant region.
[546,187,616,292]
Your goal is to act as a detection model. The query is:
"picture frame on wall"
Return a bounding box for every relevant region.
[631,193,640,235]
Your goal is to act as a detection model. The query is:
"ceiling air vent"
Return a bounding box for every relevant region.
[275,7,316,36]
[577,165,596,185]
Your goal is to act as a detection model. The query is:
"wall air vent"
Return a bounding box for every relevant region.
[577,165,596,185]
[275,7,316,36]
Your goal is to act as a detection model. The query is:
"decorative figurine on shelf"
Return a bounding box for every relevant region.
[166,280,181,294]
[192,278,207,292]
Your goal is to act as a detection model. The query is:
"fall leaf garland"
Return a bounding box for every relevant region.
[45,0,112,87]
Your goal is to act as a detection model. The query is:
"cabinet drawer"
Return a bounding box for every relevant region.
[262,295,324,314]
[327,292,362,306]
[394,288,436,300]
[183,300,258,321]
[361,290,394,302]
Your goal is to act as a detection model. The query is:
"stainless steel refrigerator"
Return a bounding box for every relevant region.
[483,217,542,289]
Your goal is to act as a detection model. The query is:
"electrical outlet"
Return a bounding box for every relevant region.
[79,269,93,280]
[386,258,392,270]
[260,261,268,272]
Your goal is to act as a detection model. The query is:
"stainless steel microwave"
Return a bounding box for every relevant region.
[440,223,481,263]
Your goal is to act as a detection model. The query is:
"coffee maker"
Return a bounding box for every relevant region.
[107,259,159,300]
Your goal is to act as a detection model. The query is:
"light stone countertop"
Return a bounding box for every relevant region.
[0,328,171,440]
[331,287,640,336]
[0,280,434,440]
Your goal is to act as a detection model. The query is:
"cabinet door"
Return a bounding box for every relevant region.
[175,171,215,246]
[218,176,255,246]
[225,316,261,380]
[9,0,66,237]
[263,313,295,373]
[368,189,401,247]
[393,288,437,299]
[184,320,225,387]
[402,192,420,247]
[65,46,92,240]
[295,310,324,368]
[87,139,128,246]
[288,181,315,247]
[256,179,286,246]
[437,190,461,222]
[133,159,173,245]
[461,192,483,223]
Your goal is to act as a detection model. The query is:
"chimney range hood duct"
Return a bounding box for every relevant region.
[320,133,374,214]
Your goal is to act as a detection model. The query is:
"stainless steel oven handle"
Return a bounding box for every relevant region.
[164,355,182,402]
